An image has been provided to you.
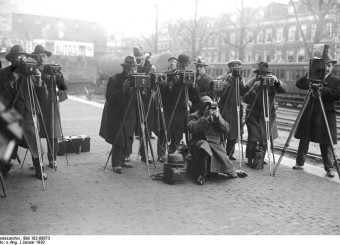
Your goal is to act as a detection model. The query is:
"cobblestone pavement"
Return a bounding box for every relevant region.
[0,98,339,235]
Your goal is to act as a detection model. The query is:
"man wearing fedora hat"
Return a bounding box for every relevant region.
[218,60,248,161]
[31,45,68,170]
[193,56,213,101]
[99,56,139,174]
[243,62,287,167]
[293,55,340,178]
[0,45,48,179]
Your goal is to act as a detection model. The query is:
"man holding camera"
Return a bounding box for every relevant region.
[243,62,287,167]
[218,60,247,160]
[0,45,48,179]
[188,96,238,185]
[32,45,68,170]
[99,56,138,174]
[293,56,340,178]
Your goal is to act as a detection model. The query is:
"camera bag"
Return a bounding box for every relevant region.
[57,135,91,156]
[163,153,186,185]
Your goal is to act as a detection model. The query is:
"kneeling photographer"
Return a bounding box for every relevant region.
[32,45,68,170]
[243,62,287,168]
[187,96,238,185]
[0,45,48,180]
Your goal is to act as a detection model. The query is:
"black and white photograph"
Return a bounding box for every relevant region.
[0,0,339,240]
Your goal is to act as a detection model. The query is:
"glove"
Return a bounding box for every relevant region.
[122,79,130,92]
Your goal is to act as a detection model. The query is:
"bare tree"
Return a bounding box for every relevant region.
[176,0,218,58]
[291,0,338,57]
[217,0,261,61]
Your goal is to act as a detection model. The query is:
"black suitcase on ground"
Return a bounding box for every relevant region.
[57,135,91,156]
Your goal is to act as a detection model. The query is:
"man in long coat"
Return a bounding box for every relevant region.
[243,62,287,166]
[293,56,340,178]
[193,56,214,102]
[0,45,48,179]
[218,60,248,160]
[188,96,238,185]
[99,56,138,174]
[33,45,68,169]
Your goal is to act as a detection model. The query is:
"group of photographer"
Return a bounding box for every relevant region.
[0,44,67,180]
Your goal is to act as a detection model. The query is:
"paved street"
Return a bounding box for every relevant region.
[0,97,339,235]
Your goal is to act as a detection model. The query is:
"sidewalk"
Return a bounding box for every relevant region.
[0,96,339,235]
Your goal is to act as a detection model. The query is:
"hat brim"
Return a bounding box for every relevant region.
[32,51,52,57]
[326,60,337,65]
[5,52,27,61]
[120,63,140,67]
[194,63,209,66]
[254,69,271,74]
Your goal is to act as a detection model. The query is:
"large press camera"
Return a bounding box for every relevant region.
[231,67,243,77]
[128,73,151,88]
[308,44,329,84]
[150,72,167,85]
[205,101,218,110]
[211,80,225,92]
[44,64,61,75]
[18,59,38,76]
[174,70,195,84]
[259,75,275,86]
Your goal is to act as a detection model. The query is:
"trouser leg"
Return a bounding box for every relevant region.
[111,145,124,168]
[246,141,256,159]
[47,138,59,162]
[226,139,236,156]
[193,149,210,180]
[296,139,309,166]
[320,143,333,172]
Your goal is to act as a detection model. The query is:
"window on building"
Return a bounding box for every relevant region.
[266,54,271,62]
[265,28,272,42]
[275,50,282,63]
[276,27,283,42]
[287,50,294,62]
[288,26,296,41]
[230,32,236,44]
[257,30,264,43]
[298,24,307,41]
[298,48,305,62]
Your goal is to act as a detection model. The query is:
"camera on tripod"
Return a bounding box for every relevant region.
[150,72,167,85]
[259,75,275,86]
[232,67,242,77]
[44,64,61,75]
[211,80,225,92]
[18,59,37,76]
[205,101,218,110]
[128,73,151,88]
[175,70,195,84]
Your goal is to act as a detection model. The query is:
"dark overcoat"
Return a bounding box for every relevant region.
[294,73,340,144]
[0,66,48,159]
[243,76,287,144]
[196,72,214,100]
[218,74,248,140]
[188,110,234,173]
[39,71,68,138]
[99,71,136,149]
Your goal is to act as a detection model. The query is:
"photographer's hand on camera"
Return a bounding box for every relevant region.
[34,69,43,87]
[122,79,130,93]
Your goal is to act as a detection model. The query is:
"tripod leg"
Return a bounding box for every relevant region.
[317,91,340,180]
[184,85,191,145]
[262,87,272,175]
[235,77,243,169]
[156,85,170,157]
[0,171,7,197]
[272,88,313,176]
[20,149,29,168]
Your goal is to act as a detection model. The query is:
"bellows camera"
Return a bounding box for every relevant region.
[259,75,274,86]
[211,80,225,92]
[309,58,326,83]
[19,59,37,75]
[128,73,151,88]
[232,67,242,77]
[44,64,61,75]
[205,101,218,110]
[175,70,195,84]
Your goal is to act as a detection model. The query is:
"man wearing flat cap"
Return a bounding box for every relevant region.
[0,45,48,179]
[167,57,178,70]
[32,45,68,170]
[218,60,248,160]
[243,62,287,167]
[292,54,340,178]
[99,56,139,174]
[194,56,214,102]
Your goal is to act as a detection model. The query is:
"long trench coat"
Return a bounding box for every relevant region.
[294,73,340,144]
[188,110,234,173]
[218,74,248,140]
[196,72,213,101]
[99,71,136,150]
[243,76,287,144]
[39,71,68,139]
[0,66,48,159]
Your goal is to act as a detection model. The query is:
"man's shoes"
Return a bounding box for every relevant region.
[197,175,205,185]
[292,165,303,170]
[30,164,35,170]
[135,136,140,140]
[141,157,152,163]
[48,161,57,170]
[326,171,335,178]
[124,155,131,162]
[36,171,48,180]
[236,169,248,178]
[158,157,167,163]
[150,132,156,139]
[113,167,123,174]
[121,163,133,168]
[229,155,236,160]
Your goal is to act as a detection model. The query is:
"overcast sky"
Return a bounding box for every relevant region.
[3,0,290,36]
